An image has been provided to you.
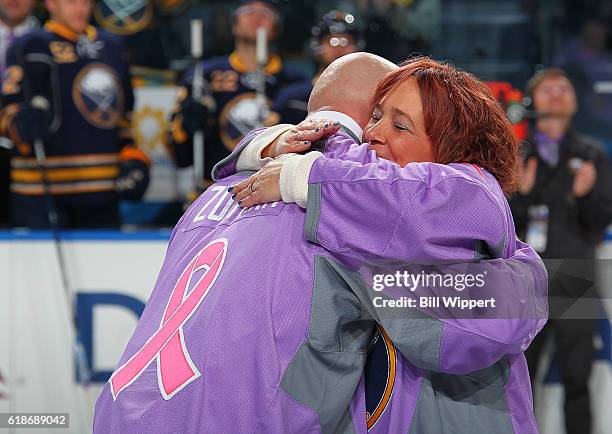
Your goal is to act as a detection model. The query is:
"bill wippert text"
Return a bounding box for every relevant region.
[372,296,496,309]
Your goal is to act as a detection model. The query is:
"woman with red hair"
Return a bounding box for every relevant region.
[217,56,547,433]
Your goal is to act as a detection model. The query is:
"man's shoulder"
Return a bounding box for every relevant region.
[178,56,230,84]
[318,131,364,160]
[325,130,360,147]
[11,29,52,52]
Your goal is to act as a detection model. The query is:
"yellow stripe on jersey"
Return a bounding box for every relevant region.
[11,153,119,169]
[11,166,120,183]
[228,52,283,75]
[11,180,116,196]
[45,20,97,43]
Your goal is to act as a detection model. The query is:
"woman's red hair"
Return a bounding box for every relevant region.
[372,56,519,196]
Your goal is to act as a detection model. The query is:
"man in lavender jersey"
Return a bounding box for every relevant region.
[94,54,547,433]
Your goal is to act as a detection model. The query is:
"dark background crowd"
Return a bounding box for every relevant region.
[79,0,612,146]
[0,0,612,229]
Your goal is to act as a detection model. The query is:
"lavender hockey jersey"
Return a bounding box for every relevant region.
[93,130,547,433]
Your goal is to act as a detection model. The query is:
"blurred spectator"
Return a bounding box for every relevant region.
[509,68,612,434]
[555,17,612,143]
[273,9,361,125]
[0,0,38,227]
[0,0,37,75]
[0,0,150,229]
[166,0,308,188]
[311,10,361,72]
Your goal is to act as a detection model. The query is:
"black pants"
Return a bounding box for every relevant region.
[525,318,594,434]
[11,192,120,229]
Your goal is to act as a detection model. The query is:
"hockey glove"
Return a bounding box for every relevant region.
[12,105,52,145]
[115,147,150,201]
[179,97,211,137]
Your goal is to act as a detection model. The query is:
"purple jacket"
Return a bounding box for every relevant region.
[214,128,548,433]
[93,129,547,433]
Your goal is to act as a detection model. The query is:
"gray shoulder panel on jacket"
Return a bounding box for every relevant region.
[280,342,364,434]
[304,182,322,244]
[281,255,376,433]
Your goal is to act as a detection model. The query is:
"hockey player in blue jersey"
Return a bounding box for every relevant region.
[0,0,150,228]
[167,0,307,188]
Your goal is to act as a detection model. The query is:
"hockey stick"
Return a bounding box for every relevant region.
[17,50,91,387]
[255,27,269,125]
[190,19,206,193]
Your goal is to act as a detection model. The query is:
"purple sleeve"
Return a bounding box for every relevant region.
[306,157,548,372]
[352,239,548,374]
[305,158,509,262]
[436,240,548,373]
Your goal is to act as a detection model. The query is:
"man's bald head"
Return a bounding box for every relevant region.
[308,52,397,129]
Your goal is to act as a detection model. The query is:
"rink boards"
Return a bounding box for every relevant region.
[0,230,610,434]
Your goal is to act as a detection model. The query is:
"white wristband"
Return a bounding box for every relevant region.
[279,152,324,208]
[236,124,294,171]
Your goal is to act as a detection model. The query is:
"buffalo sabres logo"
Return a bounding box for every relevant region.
[72,64,124,129]
[219,93,280,150]
[94,0,153,35]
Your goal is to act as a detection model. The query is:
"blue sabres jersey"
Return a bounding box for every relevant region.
[0,20,138,197]
[168,52,308,180]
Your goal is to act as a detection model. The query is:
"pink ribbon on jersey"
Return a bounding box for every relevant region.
[109,239,228,400]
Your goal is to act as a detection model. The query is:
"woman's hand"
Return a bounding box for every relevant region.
[229,157,288,207]
[262,119,341,158]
